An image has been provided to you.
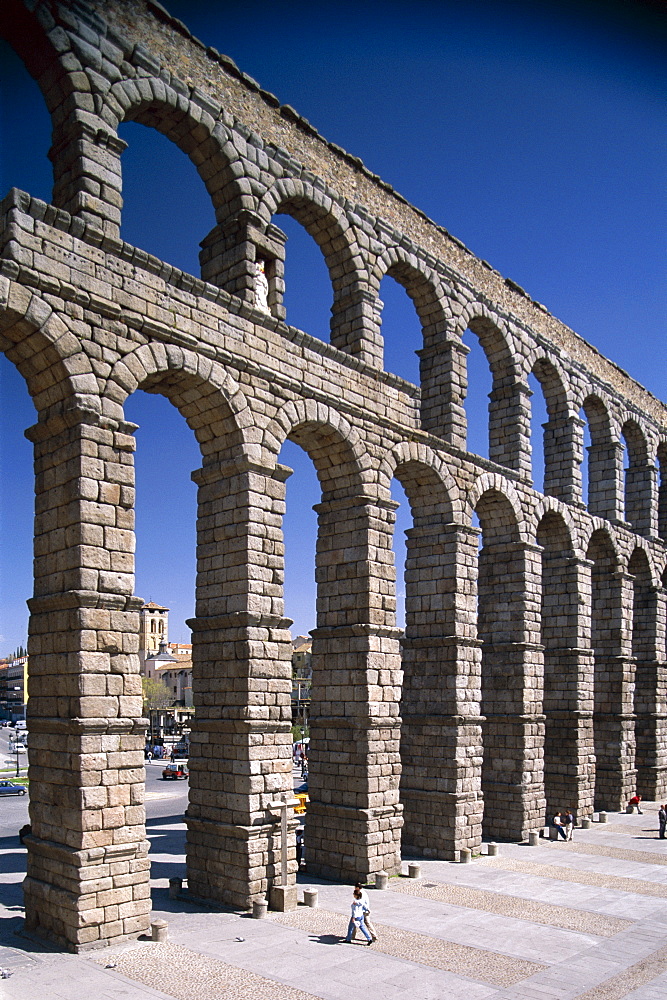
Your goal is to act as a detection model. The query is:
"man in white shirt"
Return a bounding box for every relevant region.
[349,881,377,942]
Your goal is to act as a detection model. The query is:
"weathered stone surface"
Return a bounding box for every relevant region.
[0,0,665,954]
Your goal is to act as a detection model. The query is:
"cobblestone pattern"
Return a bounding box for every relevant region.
[274,906,546,986]
[389,877,632,936]
[481,857,667,899]
[98,942,320,1000]
[556,840,667,866]
[573,944,667,1000]
[0,0,665,952]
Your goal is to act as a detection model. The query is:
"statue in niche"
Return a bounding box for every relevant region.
[254,258,270,313]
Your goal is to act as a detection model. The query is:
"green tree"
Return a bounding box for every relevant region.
[142,676,174,711]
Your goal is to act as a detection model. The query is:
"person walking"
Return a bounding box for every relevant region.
[658,804,666,839]
[552,811,567,840]
[564,808,575,841]
[349,881,377,942]
[345,889,373,945]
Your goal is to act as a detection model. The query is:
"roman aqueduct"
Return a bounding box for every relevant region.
[1,0,665,952]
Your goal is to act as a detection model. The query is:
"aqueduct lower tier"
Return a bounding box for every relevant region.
[1,0,666,952]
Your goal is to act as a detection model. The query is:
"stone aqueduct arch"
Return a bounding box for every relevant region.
[0,0,665,951]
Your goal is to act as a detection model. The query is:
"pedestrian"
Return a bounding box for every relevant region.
[344,888,373,945]
[563,807,575,841]
[628,794,643,814]
[349,881,378,942]
[658,804,666,839]
[552,811,567,840]
[296,828,304,867]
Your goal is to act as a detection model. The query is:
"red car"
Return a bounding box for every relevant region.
[162,762,189,780]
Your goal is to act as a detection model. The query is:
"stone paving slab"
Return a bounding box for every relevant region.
[98,942,320,1000]
[274,905,546,986]
[2,805,667,1000]
[557,841,667,866]
[480,856,667,897]
[389,877,631,936]
[291,884,606,965]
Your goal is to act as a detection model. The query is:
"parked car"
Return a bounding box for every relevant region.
[8,743,27,753]
[0,780,27,796]
[162,762,189,780]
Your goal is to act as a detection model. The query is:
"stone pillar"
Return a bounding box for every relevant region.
[479,540,545,840]
[418,338,468,447]
[542,556,595,821]
[488,380,532,477]
[50,123,126,239]
[329,288,384,368]
[625,461,658,537]
[306,494,403,880]
[185,458,295,909]
[588,440,624,522]
[400,522,483,859]
[593,570,637,811]
[543,415,583,505]
[23,409,149,951]
[634,586,667,800]
[199,210,287,318]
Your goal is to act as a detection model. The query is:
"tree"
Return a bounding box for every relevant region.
[142,676,173,711]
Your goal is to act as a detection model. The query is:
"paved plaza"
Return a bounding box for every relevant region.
[1,804,665,1000]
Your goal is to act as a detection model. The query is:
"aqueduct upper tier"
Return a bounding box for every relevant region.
[1,0,665,952]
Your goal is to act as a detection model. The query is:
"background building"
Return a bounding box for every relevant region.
[5,649,28,721]
[291,636,311,730]
[139,601,169,673]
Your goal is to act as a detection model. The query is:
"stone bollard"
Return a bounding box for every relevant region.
[460,848,471,864]
[580,818,591,829]
[168,877,182,899]
[528,830,539,846]
[598,811,608,824]
[252,899,268,919]
[549,825,559,841]
[487,843,498,857]
[407,862,421,879]
[151,919,168,942]
[303,889,318,908]
[375,871,388,889]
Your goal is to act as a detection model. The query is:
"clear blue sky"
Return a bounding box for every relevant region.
[0,0,665,652]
